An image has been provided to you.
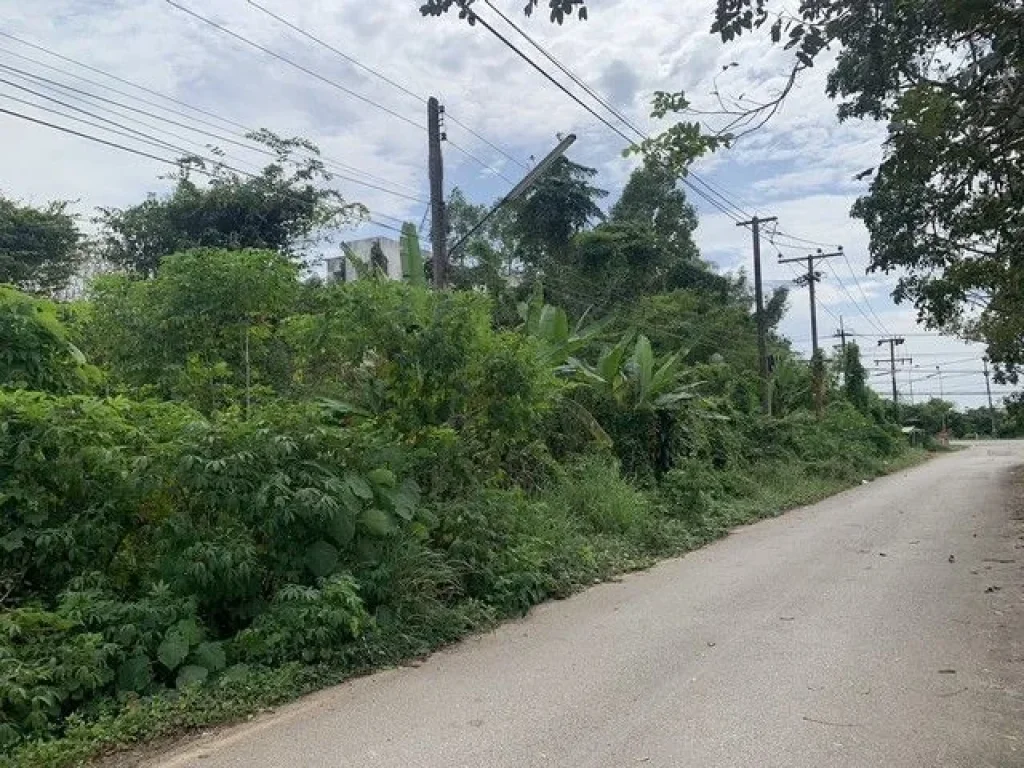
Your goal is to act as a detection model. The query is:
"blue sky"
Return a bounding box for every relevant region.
[0,0,1016,408]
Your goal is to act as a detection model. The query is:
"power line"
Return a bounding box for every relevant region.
[840,249,891,335]
[0,105,182,166]
[0,105,409,235]
[0,64,430,206]
[0,30,248,132]
[163,0,424,130]
[480,0,638,138]
[459,4,750,223]
[245,0,528,173]
[165,0,515,184]
[766,227,887,337]
[0,86,185,156]
[820,259,888,336]
[0,39,427,198]
[477,0,754,222]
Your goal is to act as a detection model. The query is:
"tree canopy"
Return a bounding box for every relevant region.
[0,196,82,296]
[511,156,607,267]
[96,132,365,276]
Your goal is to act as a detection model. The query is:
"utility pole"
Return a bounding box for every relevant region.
[778,248,843,357]
[983,357,997,436]
[448,133,577,257]
[936,365,946,433]
[427,97,447,289]
[836,315,848,357]
[875,336,907,418]
[833,316,853,387]
[737,215,777,416]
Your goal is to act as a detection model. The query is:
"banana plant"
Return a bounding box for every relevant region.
[567,332,698,411]
[517,284,609,368]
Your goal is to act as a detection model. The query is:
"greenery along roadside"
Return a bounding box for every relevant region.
[1,140,952,767]
[2,262,921,767]
[2,402,924,768]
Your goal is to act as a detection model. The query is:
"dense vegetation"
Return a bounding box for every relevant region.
[0,147,933,766]
[426,0,1024,385]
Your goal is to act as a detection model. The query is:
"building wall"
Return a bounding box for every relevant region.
[326,237,403,282]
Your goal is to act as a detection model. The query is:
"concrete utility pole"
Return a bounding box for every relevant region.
[737,215,777,416]
[778,248,843,357]
[836,316,848,357]
[983,357,997,436]
[427,97,447,289]
[876,336,907,418]
[936,365,946,432]
[448,133,577,258]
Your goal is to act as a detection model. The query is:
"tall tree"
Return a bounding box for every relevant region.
[609,157,699,262]
[97,131,365,277]
[511,156,606,267]
[0,196,83,296]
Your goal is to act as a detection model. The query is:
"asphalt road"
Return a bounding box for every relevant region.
[145,443,1024,768]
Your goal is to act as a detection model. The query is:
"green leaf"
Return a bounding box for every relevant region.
[538,304,569,345]
[192,641,226,673]
[157,631,190,671]
[345,473,373,500]
[632,335,655,399]
[327,508,356,546]
[172,618,204,646]
[116,655,152,693]
[305,540,339,578]
[175,664,209,689]
[380,478,419,521]
[649,352,682,399]
[366,467,396,488]
[220,663,251,685]
[360,507,396,537]
[400,222,425,286]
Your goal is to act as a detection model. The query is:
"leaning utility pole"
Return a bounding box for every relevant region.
[778,248,843,357]
[427,97,447,289]
[983,357,997,436]
[876,336,907,418]
[448,133,577,258]
[737,215,777,416]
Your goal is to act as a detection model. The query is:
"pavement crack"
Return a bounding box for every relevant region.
[802,716,860,728]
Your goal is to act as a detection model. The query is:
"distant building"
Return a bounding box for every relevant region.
[326,237,403,283]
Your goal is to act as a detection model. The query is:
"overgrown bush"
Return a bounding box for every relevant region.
[0,270,920,763]
[0,287,96,393]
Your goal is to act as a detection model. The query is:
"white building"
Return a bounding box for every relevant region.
[326,237,403,283]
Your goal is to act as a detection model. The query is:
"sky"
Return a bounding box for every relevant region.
[0,0,1016,409]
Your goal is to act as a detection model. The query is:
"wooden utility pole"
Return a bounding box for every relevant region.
[778,248,843,357]
[876,336,907,418]
[737,215,777,416]
[427,97,447,289]
[983,357,997,436]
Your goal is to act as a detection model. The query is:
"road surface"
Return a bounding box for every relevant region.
[143,443,1024,768]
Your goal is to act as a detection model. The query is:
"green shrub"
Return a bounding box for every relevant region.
[233,576,370,665]
[0,286,97,393]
